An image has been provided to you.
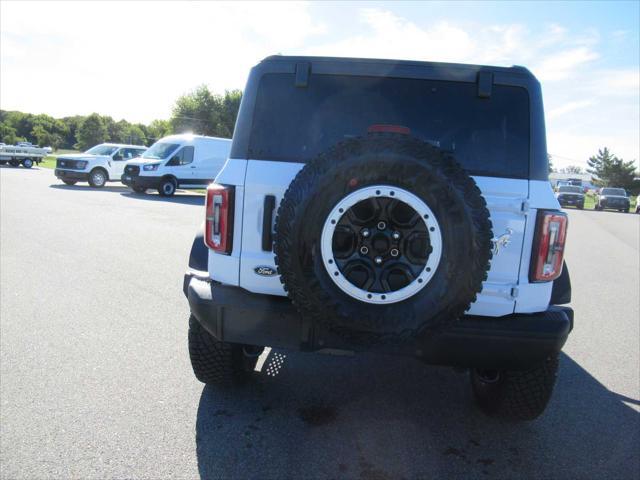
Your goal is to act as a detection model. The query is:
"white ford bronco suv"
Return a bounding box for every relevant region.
[55,143,147,188]
[184,56,573,421]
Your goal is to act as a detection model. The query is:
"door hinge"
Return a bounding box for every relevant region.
[521,200,530,215]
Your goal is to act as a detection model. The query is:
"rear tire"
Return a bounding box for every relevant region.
[188,315,259,385]
[470,355,559,421]
[88,168,107,188]
[158,177,177,197]
[22,158,34,168]
[62,180,77,186]
[9,160,20,167]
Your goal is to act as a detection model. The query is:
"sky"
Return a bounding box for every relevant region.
[1,1,638,170]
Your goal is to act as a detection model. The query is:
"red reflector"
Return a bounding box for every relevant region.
[205,183,234,254]
[530,210,568,282]
[367,124,411,135]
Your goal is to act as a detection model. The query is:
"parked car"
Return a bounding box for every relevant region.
[121,134,231,196]
[54,143,147,187]
[594,187,630,212]
[555,185,585,209]
[636,194,640,214]
[182,55,573,421]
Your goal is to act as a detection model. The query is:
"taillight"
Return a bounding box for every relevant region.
[530,210,568,282]
[205,183,234,254]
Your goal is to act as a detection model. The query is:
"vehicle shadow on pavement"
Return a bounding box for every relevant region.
[0,164,39,171]
[120,191,205,206]
[49,184,129,193]
[195,351,639,479]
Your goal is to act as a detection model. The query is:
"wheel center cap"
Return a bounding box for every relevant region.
[371,233,390,254]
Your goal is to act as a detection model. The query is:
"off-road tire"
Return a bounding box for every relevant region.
[22,158,34,168]
[9,160,20,167]
[88,168,107,188]
[63,180,77,186]
[274,133,493,343]
[188,315,256,385]
[470,355,559,421]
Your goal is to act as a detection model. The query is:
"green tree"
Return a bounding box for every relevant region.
[171,85,219,135]
[124,124,147,145]
[218,89,242,137]
[76,113,108,150]
[0,122,19,144]
[106,119,130,143]
[61,116,85,149]
[587,147,637,189]
[170,86,242,138]
[147,119,172,143]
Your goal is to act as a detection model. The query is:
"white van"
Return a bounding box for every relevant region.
[121,134,231,196]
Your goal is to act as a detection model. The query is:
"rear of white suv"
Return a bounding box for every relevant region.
[184,56,573,421]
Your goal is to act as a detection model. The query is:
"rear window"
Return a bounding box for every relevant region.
[249,74,530,178]
[558,186,582,193]
[601,188,627,196]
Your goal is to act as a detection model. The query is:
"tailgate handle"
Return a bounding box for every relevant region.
[262,195,276,251]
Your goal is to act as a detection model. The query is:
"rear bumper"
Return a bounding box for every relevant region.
[55,169,89,181]
[185,274,573,369]
[121,174,161,189]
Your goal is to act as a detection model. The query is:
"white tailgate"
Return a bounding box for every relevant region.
[238,160,529,317]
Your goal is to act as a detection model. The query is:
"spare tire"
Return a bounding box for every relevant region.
[274,133,493,342]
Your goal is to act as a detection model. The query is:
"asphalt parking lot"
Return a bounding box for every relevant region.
[1,166,639,479]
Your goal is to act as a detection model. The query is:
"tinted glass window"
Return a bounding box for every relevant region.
[167,146,195,165]
[249,74,530,178]
[143,142,180,160]
[118,148,144,160]
[85,145,118,156]
[601,188,626,196]
[558,186,582,193]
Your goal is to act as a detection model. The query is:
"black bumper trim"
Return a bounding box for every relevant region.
[185,274,573,369]
[121,174,162,189]
[55,169,89,181]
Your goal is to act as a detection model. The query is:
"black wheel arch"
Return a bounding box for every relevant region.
[188,223,208,272]
[550,261,571,305]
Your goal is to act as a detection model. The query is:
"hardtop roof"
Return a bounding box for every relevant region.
[259,55,535,78]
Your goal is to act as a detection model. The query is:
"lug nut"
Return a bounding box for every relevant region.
[374,256,383,265]
[377,221,386,230]
[361,229,370,238]
[360,246,369,255]
[392,231,401,240]
[390,248,399,257]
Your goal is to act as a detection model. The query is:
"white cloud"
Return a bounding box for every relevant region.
[533,47,599,82]
[0,1,326,122]
[547,100,594,119]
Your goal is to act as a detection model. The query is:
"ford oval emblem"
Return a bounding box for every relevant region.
[254,266,277,277]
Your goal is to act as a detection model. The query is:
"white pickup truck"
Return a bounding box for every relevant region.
[54,143,147,187]
[0,144,48,168]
